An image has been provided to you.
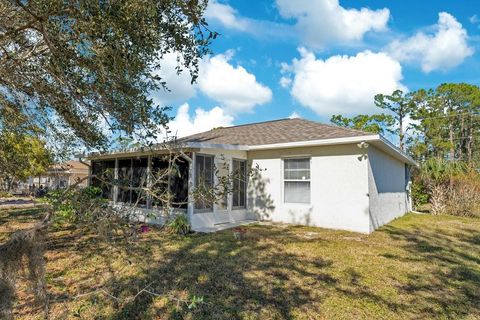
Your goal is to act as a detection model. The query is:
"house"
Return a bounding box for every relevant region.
[25,160,89,192]
[87,118,416,233]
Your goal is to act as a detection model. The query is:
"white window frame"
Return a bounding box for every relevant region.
[283,157,311,204]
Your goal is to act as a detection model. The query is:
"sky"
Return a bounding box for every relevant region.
[152,0,480,138]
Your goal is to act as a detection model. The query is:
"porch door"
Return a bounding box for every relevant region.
[214,157,231,224]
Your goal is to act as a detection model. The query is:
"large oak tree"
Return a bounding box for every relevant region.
[0,0,215,148]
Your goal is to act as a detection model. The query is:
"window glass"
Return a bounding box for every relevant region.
[284,158,310,204]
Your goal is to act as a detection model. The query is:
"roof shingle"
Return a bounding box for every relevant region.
[178,118,370,146]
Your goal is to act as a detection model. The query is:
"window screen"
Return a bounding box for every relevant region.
[195,154,214,211]
[232,159,247,208]
[284,158,310,204]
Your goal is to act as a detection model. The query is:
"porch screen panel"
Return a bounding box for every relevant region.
[216,158,229,210]
[284,158,310,204]
[195,154,214,211]
[91,160,115,200]
[131,157,148,205]
[232,159,247,208]
[117,159,132,203]
[151,156,189,209]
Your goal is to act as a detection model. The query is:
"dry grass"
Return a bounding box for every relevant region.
[1,208,479,319]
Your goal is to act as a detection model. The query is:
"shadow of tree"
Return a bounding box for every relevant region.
[381,224,480,318]
[104,227,339,319]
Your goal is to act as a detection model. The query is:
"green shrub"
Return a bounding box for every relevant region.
[167,214,191,235]
[411,182,429,207]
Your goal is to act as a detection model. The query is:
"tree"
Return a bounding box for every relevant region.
[0,132,52,191]
[330,113,395,135]
[0,0,215,149]
[409,84,480,162]
[374,90,415,151]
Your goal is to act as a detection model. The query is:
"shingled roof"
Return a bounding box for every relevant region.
[179,118,370,146]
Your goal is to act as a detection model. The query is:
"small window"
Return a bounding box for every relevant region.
[232,159,247,208]
[284,158,310,204]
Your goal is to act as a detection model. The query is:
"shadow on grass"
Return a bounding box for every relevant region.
[96,225,411,320]
[106,227,336,319]
[381,223,480,318]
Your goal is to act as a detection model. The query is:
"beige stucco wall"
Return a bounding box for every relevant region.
[247,144,371,233]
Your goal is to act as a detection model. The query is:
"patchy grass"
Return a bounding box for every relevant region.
[1,209,479,319]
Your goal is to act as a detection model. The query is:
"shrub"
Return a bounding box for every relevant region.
[167,214,191,235]
[446,173,480,217]
[411,181,429,208]
[416,158,480,217]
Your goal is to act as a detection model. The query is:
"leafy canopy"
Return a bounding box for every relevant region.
[0,0,215,149]
[0,132,52,189]
[330,114,395,135]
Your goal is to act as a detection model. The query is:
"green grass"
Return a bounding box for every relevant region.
[1,209,479,319]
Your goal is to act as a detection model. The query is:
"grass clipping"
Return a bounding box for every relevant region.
[0,220,47,319]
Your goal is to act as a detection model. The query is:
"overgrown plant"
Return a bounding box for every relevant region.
[167,214,191,235]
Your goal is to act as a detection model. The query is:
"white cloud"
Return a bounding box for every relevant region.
[276,0,390,48]
[286,48,405,116]
[387,12,473,72]
[279,76,292,88]
[151,50,272,115]
[204,0,249,31]
[151,52,196,105]
[288,112,301,119]
[198,52,272,113]
[469,14,479,25]
[167,103,234,138]
[204,0,295,41]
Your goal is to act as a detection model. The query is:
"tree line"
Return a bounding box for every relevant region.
[331,83,480,164]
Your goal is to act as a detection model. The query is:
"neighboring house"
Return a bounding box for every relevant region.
[87,119,416,233]
[25,160,89,191]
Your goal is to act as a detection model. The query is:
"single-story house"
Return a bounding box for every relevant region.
[14,160,89,195]
[86,118,416,233]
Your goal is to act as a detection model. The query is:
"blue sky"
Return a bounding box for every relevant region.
[152,0,480,138]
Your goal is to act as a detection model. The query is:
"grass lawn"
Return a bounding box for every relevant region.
[1,209,479,319]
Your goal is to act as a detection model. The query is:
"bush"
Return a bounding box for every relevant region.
[416,158,480,217]
[167,214,191,235]
[411,182,429,207]
[446,173,480,217]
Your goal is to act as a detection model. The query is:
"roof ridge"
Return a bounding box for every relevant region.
[212,118,292,130]
[297,118,372,135]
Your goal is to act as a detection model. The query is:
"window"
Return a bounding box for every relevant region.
[284,158,310,204]
[232,159,247,208]
[195,154,214,211]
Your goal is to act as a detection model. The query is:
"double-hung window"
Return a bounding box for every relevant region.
[232,159,247,208]
[283,158,310,204]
